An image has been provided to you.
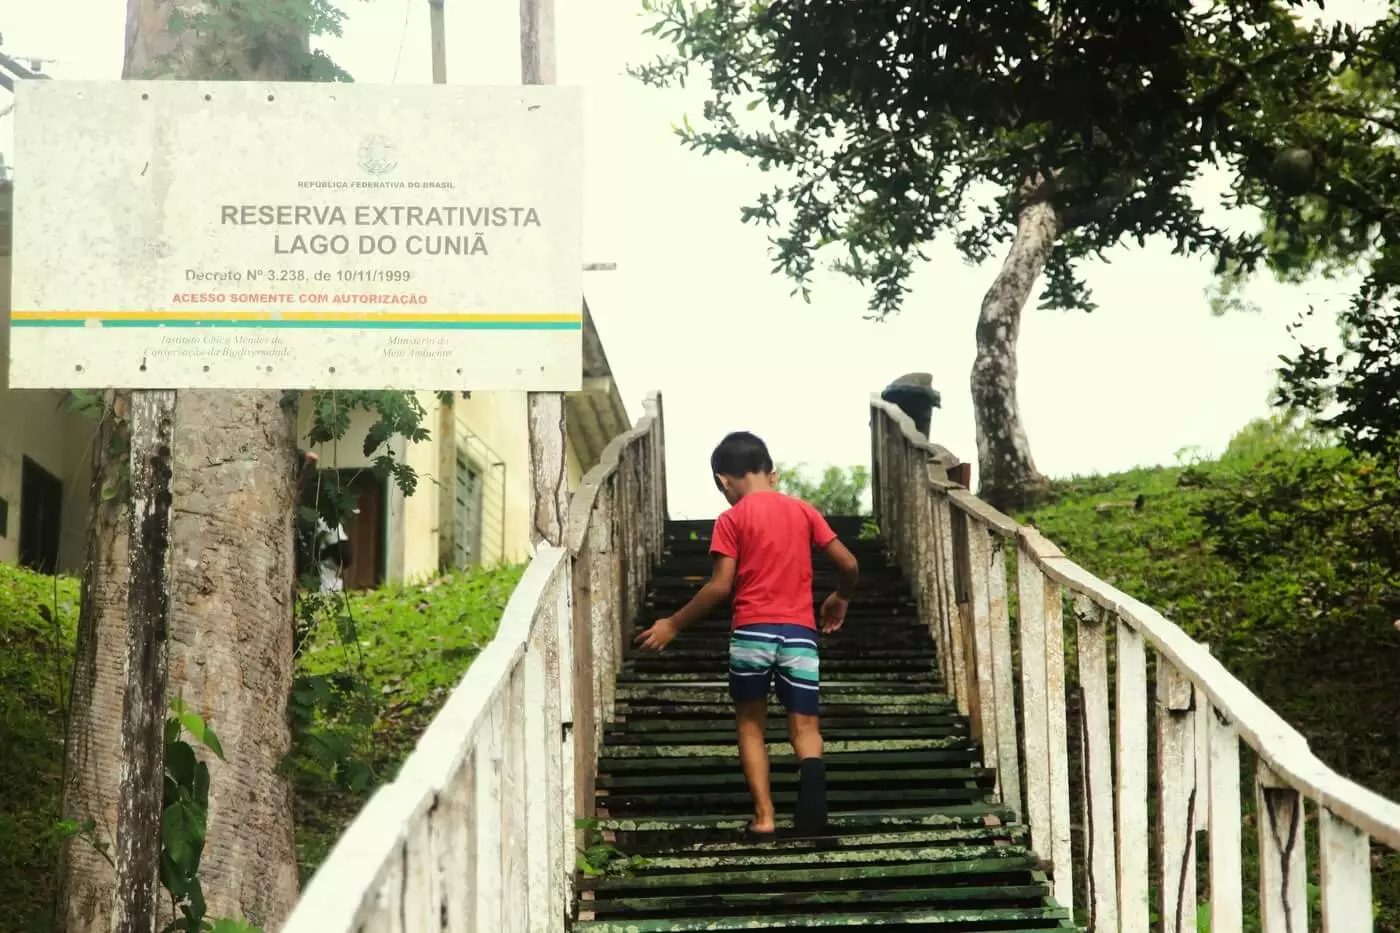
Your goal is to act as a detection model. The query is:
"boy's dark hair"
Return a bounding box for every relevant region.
[711,431,774,489]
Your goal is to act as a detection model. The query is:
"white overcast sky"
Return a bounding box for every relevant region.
[0,0,1383,518]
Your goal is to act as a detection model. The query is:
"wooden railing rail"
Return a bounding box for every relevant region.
[281,391,667,933]
[870,394,1400,933]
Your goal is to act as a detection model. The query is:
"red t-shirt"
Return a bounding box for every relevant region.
[709,491,838,630]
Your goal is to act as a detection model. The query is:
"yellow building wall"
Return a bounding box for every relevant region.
[0,245,97,574]
[292,389,600,582]
[0,389,96,573]
[451,391,531,566]
[399,408,442,582]
[566,436,583,492]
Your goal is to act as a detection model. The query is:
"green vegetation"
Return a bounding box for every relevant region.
[290,565,526,882]
[775,463,870,516]
[0,567,79,933]
[0,562,523,932]
[1019,413,1400,930]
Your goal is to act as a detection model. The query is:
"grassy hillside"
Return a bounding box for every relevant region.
[1017,419,1400,930]
[0,562,523,933]
[0,566,79,933]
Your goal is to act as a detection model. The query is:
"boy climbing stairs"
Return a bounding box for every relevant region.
[575,518,1078,931]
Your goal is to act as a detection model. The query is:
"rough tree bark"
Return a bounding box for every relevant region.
[969,198,1060,513]
[55,3,303,931]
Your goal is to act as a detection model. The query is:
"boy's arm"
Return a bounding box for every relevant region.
[635,555,736,651]
[825,538,859,598]
[819,538,859,632]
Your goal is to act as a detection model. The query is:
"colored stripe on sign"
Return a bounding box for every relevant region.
[10,310,583,330]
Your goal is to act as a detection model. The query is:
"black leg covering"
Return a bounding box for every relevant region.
[794,757,827,834]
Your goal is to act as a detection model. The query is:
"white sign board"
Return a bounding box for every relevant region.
[8,81,583,391]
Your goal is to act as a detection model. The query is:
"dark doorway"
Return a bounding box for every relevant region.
[336,469,386,591]
[20,457,63,575]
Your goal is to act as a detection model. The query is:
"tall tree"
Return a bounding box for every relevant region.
[56,2,351,930]
[634,0,1374,510]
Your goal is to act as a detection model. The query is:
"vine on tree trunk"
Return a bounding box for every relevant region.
[56,700,264,933]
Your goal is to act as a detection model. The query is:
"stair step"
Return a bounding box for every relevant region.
[609,715,960,732]
[591,845,1038,889]
[598,748,984,773]
[616,824,1027,858]
[615,704,956,719]
[576,908,1072,932]
[602,725,970,746]
[595,804,1016,833]
[598,787,989,813]
[598,766,991,789]
[615,684,954,703]
[625,656,938,671]
[601,736,976,758]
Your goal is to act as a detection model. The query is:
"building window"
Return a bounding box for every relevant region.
[20,457,62,575]
[454,452,484,569]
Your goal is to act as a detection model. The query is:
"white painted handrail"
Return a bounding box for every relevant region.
[870,394,1400,933]
[281,392,667,933]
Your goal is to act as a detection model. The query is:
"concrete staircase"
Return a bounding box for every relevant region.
[575,517,1077,932]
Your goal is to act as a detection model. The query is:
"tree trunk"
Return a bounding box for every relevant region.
[164,390,300,928]
[969,199,1060,513]
[56,398,131,933]
[55,4,303,931]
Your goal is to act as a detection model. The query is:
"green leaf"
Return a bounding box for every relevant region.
[343,759,375,794]
[199,723,226,760]
[160,848,191,900]
[210,920,262,933]
[165,741,198,790]
[162,799,207,872]
[193,761,211,812]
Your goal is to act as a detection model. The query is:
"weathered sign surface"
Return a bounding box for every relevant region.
[8,80,583,390]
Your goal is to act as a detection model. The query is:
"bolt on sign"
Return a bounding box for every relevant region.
[7,81,583,391]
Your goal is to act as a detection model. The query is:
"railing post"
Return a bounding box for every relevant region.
[962,516,999,783]
[652,391,668,526]
[571,544,596,825]
[590,483,617,743]
[1256,762,1307,933]
[1013,530,1071,909]
[505,664,530,931]
[1016,550,1052,856]
[1115,617,1150,933]
[1319,808,1372,933]
[551,566,574,931]
[870,406,883,530]
[1042,571,1072,912]
[987,538,1021,817]
[474,704,505,928]
[934,494,969,716]
[922,468,953,689]
[1156,658,1198,933]
[1207,703,1243,933]
[1071,595,1117,933]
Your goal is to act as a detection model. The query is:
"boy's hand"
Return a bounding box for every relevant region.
[819,593,849,633]
[635,617,680,652]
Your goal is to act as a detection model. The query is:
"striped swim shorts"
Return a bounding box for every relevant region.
[728,623,820,716]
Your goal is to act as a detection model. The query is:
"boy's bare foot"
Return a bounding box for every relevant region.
[744,818,777,841]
